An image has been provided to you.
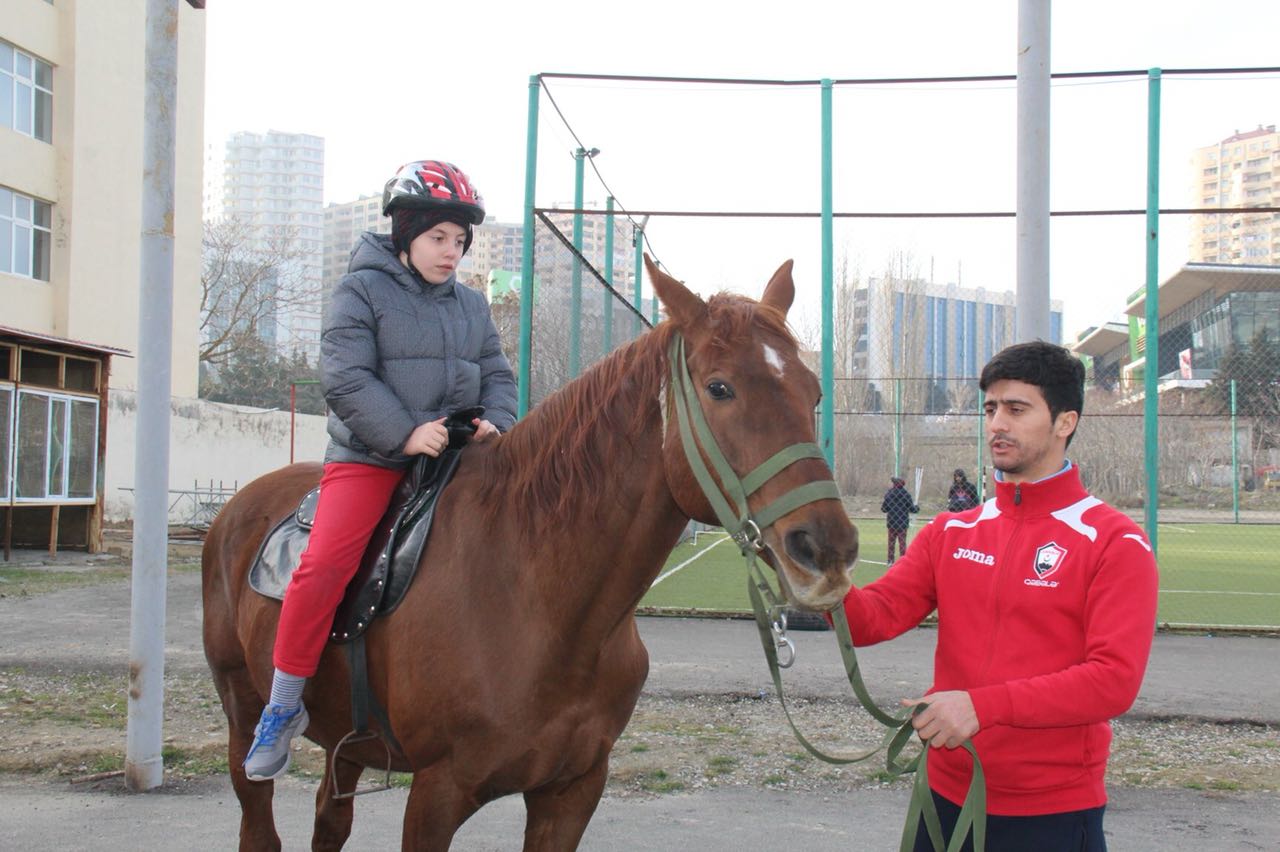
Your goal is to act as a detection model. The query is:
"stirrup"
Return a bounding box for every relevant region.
[329,728,395,799]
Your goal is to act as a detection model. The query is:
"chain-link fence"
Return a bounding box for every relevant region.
[829,349,1280,632]
[520,231,1278,630]
[511,212,653,411]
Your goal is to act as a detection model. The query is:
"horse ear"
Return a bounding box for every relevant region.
[645,254,705,325]
[760,260,795,316]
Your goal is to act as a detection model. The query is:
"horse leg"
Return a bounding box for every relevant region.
[399,766,478,852]
[211,666,282,851]
[520,758,609,852]
[310,751,363,852]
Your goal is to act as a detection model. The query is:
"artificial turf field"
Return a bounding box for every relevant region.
[638,517,1280,630]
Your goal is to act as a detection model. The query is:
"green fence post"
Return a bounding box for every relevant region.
[518,75,540,418]
[1143,67,1161,555]
[569,147,590,378]
[604,196,615,354]
[633,224,644,338]
[820,78,835,468]
[1231,378,1239,524]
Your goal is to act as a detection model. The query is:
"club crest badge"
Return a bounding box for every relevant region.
[1033,542,1067,579]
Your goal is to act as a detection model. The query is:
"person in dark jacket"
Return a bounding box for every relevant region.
[244,160,518,781]
[881,475,919,564]
[946,468,980,512]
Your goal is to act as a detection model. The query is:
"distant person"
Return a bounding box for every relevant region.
[881,475,919,565]
[946,468,980,512]
[839,341,1158,851]
[242,160,518,781]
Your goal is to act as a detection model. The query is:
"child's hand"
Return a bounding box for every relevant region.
[404,418,449,457]
[471,418,499,442]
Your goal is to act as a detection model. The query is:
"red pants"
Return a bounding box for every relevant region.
[274,462,404,676]
[887,528,908,564]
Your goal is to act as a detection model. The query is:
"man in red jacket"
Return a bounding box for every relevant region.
[839,341,1158,852]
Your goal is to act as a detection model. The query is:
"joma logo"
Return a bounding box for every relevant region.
[952,547,995,566]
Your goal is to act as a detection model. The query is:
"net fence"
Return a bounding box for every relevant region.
[523,213,1278,630]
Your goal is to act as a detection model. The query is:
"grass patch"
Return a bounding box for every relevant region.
[0,558,201,598]
[639,517,1280,630]
[0,670,128,729]
[636,768,684,794]
[705,755,738,777]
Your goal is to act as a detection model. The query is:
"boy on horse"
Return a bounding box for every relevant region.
[244,160,517,781]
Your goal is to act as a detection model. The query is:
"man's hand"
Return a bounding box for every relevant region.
[471,418,499,442]
[901,690,979,749]
[403,418,448,457]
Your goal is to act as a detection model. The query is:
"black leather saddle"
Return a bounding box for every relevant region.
[248,406,483,644]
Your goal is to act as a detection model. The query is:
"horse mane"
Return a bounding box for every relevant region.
[474,291,794,531]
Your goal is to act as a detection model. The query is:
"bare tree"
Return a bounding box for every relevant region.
[199,216,313,366]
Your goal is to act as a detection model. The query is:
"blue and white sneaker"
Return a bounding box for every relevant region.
[244,702,309,781]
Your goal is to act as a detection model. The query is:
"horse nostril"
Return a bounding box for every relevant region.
[785,528,819,570]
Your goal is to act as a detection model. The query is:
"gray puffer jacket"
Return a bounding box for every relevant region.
[321,233,518,469]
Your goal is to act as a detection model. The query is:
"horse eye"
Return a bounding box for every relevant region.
[707,381,735,401]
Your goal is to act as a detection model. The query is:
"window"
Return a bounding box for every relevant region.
[0,383,11,502]
[12,388,98,502]
[1,187,52,280]
[1,41,53,142]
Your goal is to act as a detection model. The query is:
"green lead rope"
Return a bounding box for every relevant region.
[664,333,986,852]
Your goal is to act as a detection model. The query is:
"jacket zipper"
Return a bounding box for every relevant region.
[980,499,1021,681]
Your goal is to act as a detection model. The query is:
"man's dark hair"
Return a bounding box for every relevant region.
[979,341,1086,446]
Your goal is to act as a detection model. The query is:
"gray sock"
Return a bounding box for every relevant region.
[268,669,306,711]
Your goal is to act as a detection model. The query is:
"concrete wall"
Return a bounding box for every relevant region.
[103,390,329,523]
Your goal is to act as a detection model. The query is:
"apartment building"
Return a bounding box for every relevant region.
[1188,125,1279,265]
[218,129,325,362]
[2,0,205,394]
[2,0,206,549]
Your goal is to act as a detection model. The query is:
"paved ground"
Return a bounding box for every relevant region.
[1,552,1278,850]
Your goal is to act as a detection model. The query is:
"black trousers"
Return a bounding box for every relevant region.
[913,790,1107,852]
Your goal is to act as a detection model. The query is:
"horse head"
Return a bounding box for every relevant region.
[647,256,858,612]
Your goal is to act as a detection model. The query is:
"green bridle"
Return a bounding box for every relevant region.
[668,331,987,852]
[667,332,841,559]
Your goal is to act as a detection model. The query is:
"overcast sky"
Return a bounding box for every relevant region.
[203,0,1280,341]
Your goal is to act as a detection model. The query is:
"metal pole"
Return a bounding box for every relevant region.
[894,378,903,478]
[518,76,540,417]
[603,196,614,354]
[1231,378,1239,524]
[1142,68,1162,554]
[820,79,835,469]
[1015,0,1051,343]
[570,148,586,378]
[126,0,178,792]
[290,382,297,464]
[633,225,644,338]
[977,387,986,501]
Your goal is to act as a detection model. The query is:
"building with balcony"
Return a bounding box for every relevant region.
[1188,125,1279,265]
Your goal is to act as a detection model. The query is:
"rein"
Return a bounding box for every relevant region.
[668,333,986,852]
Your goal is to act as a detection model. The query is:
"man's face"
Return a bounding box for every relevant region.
[983,379,1078,483]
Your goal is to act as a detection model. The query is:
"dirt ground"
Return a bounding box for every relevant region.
[1,545,1277,801]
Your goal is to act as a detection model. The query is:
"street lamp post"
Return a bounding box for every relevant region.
[570,146,599,378]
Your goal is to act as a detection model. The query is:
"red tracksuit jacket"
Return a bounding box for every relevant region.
[840,464,1158,815]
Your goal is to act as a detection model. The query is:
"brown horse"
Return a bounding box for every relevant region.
[201,257,860,851]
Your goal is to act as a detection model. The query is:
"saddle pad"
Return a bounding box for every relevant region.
[246,448,467,641]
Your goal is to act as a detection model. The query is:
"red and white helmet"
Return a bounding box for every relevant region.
[381,160,486,224]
